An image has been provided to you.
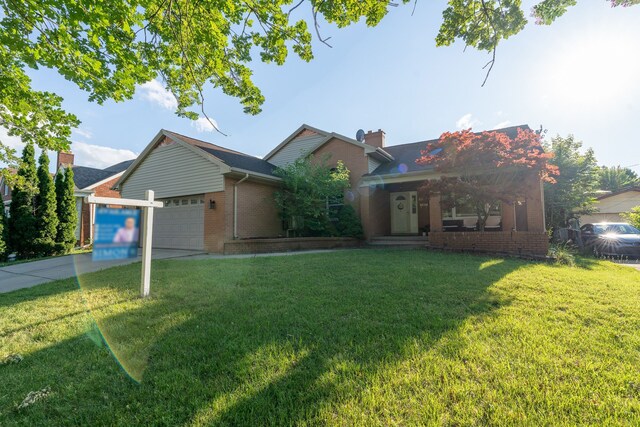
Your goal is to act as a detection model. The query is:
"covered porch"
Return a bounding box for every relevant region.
[359,173,548,256]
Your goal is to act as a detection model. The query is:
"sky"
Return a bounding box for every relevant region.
[2,1,639,172]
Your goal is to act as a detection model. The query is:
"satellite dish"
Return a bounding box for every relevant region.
[355,129,365,142]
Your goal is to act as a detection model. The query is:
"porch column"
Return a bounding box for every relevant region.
[501,201,516,232]
[359,185,372,240]
[429,193,443,232]
[525,177,545,232]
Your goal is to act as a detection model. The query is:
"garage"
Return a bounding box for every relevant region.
[152,195,205,250]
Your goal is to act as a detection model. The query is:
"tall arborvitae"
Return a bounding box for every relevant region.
[55,167,77,253]
[8,144,38,258]
[0,199,7,261]
[34,152,59,256]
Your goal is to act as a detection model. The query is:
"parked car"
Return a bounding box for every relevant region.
[580,222,640,258]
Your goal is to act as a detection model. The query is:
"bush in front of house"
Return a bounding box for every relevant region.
[274,156,352,237]
[335,205,364,239]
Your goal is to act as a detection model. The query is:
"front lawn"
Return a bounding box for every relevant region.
[1,249,639,425]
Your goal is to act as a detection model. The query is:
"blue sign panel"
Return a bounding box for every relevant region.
[93,207,141,261]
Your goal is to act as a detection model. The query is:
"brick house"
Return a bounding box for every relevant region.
[115,124,548,255]
[55,152,134,246]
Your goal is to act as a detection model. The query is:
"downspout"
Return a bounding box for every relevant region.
[233,174,250,239]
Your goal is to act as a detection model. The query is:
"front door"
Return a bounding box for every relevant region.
[390,191,419,234]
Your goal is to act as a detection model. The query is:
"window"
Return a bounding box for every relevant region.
[181,199,188,205]
[173,199,180,206]
[442,194,501,218]
[164,200,171,207]
[190,198,198,205]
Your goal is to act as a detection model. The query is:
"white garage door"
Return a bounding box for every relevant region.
[153,196,205,250]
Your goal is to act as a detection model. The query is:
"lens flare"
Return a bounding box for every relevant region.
[73,254,148,383]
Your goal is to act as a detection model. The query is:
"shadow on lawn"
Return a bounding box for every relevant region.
[2,250,527,425]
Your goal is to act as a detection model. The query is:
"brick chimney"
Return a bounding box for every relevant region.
[57,151,74,169]
[364,129,385,149]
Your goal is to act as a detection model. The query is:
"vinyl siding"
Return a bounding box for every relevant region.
[368,157,381,173]
[594,191,640,214]
[121,144,223,199]
[268,134,326,167]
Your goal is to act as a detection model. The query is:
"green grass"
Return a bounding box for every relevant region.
[1,249,639,425]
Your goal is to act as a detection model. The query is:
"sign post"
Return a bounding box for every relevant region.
[86,191,163,298]
[140,190,155,297]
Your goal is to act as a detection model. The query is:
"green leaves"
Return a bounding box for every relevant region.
[436,0,527,51]
[273,156,351,236]
[0,0,638,160]
[543,135,600,231]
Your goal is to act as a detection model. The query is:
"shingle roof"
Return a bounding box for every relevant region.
[73,159,135,189]
[197,146,277,176]
[164,130,278,176]
[370,125,531,176]
[103,159,134,173]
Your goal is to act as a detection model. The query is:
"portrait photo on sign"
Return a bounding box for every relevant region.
[93,207,141,261]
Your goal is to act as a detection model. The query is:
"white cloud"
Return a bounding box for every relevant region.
[71,141,137,169]
[73,128,93,139]
[455,113,481,130]
[0,127,23,152]
[1,127,137,170]
[191,117,219,133]
[138,79,178,110]
[492,120,512,129]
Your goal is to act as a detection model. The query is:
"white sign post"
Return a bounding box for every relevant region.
[86,190,163,298]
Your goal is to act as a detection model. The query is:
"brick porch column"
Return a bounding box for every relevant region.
[501,201,516,231]
[429,193,442,232]
[525,177,545,232]
[359,185,372,240]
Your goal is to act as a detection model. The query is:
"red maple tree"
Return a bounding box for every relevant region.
[416,128,558,231]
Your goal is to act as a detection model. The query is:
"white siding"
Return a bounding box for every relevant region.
[121,144,223,199]
[268,134,326,167]
[594,191,640,214]
[368,157,381,173]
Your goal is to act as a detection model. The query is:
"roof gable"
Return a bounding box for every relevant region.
[264,124,386,168]
[263,124,330,160]
[116,129,279,189]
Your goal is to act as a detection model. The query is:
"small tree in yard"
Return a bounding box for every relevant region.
[55,167,77,253]
[274,156,352,237]
[416,129,557,231]
[34,151,59,256]
[543,135,600,232]
[622,206,640,230]
[8,143,38,258]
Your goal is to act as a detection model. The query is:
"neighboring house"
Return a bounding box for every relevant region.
[1,168,15,217]
[580,186,640,224]
[55,152,134,245]
[115,124,548,255]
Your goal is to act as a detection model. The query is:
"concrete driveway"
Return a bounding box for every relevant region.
[0,249,204,294]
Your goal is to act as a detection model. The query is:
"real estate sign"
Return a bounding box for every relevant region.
[93,207,140,261]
